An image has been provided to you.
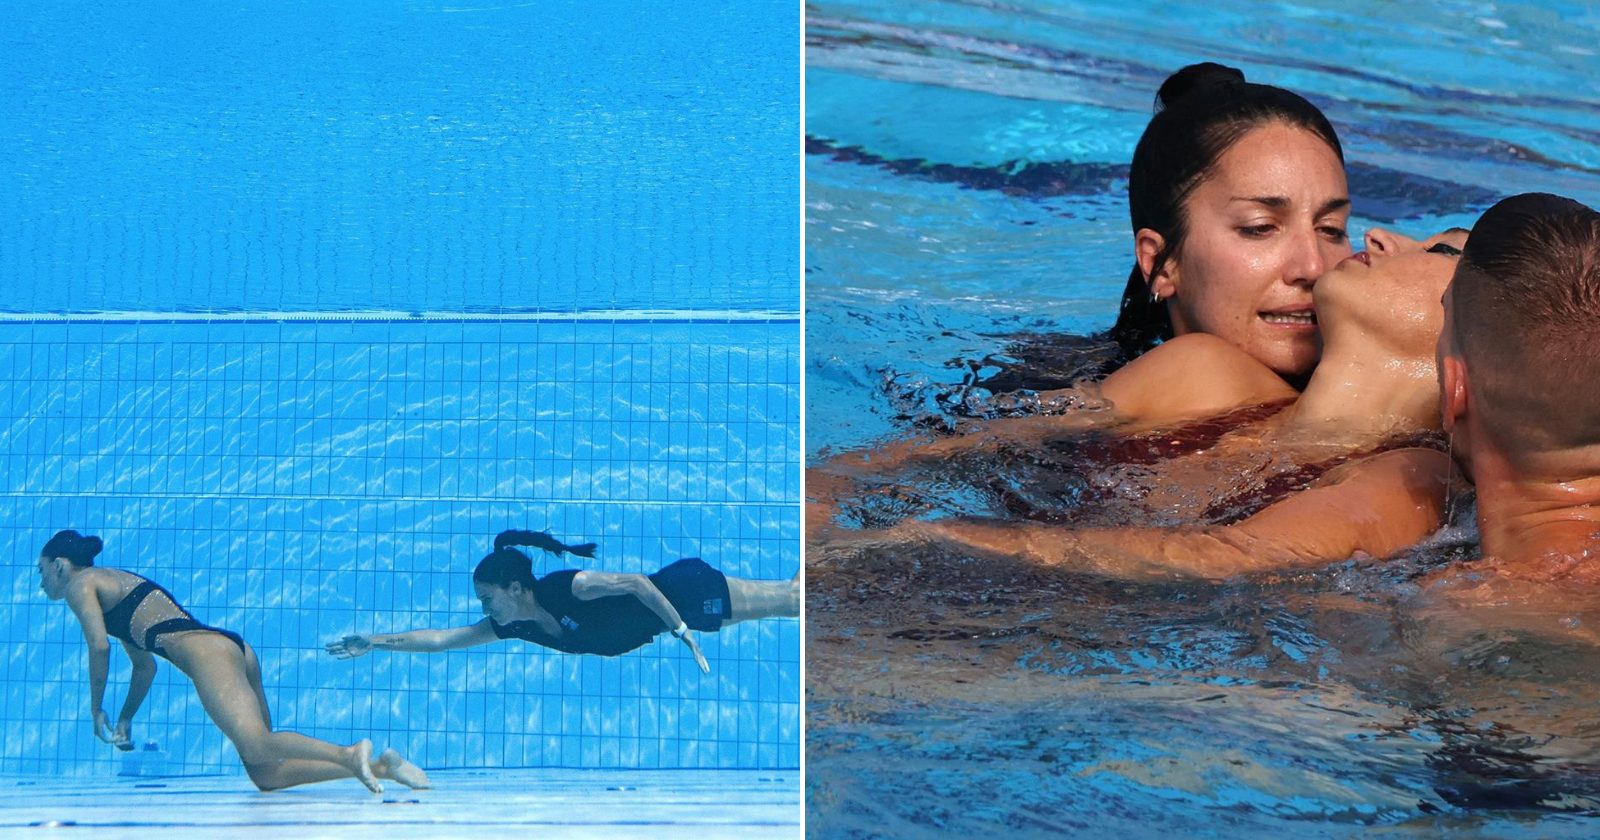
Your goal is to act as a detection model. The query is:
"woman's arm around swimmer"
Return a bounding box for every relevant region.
[887,447,1450,581]
[569,571,710,674]
[807,334,1296,541]
[327,619,499,658]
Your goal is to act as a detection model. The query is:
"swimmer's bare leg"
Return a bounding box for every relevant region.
[243,643,272,730]
[238,739,382,793]
[173,636,383,792]
[724,575,800,624]
[252,744,428,791]
[376,747,432,789]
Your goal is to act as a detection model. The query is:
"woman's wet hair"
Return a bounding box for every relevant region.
[41,529,103,567]
[492,528,596,558]
[1107,62,1345,361]
[473,546,537,590]
[474,529,596,590]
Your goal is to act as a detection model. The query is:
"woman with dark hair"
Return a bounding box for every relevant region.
[809,64,1353,525]
[829,223,1472,578]
[37,529,429,793]
[1105,61,1350,386]
[326,529,800,673]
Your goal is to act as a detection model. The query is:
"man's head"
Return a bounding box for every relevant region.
[1440,193,1600,469]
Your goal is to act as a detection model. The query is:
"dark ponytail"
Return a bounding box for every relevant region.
[475,528,599,591]
[1107,62,1343,363]
[492,528,597,559]
[41,529,103,567]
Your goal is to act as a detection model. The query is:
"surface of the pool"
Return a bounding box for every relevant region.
[806,0,1600,835]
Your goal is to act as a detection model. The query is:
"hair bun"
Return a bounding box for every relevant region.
[1156,62,1247,110]
[42,529,103,566]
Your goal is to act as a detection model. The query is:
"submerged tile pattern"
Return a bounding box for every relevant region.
[0,768,801,838]
[0,320,801,775]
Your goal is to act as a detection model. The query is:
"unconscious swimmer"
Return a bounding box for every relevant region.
[327,529,800,673]
[818,223,1474,579]
[38,530,429,793]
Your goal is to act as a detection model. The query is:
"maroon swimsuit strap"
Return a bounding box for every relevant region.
[1201,429,1448,525]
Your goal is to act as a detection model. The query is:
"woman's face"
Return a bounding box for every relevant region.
[474,581,520,623]
[1154,122,1352,379]
[37,554,66,600]
[1314,227,1469,358]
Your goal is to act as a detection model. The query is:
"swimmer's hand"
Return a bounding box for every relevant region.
[326,635,374,659]
[679,631,711,674]
[92,709,130,749]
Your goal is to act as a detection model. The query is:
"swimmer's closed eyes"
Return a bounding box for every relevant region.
[1426,242,1463,256]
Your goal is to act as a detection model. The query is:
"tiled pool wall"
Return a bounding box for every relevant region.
[0,319,800,775]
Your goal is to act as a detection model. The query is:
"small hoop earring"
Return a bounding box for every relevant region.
[1149,288,1163,305]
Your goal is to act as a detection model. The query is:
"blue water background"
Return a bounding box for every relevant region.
[2,0,798,315]
[0,0,799,777]
[3,321,800,775]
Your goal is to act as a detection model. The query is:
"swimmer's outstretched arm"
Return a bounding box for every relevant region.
[570,572,711,674]
[896,448,1448,581]
[326,619,498,658]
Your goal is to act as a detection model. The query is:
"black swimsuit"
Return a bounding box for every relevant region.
[102,575,246,661]
[489,558,733,656]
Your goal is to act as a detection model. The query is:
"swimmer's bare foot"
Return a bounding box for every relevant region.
[377,747,431,790]
[347,739,382,793]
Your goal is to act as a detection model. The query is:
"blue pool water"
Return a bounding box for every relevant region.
[0,0,800,790]
[807,0,1600,835]
[2,0,797,315]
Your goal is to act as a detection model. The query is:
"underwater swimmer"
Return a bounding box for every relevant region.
[38,530,428,793]
[843,225,1473,579]
[327,530,799,673]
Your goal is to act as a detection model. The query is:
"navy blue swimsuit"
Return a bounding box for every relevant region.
[102,575,246,661]
[489,558,732,656]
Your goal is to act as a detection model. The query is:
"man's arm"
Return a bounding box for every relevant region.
[911,448,1450,581]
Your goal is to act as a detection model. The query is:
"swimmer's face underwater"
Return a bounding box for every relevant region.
[474,580,525,623]
[1313,226,1469,358]
[37,554,68,600]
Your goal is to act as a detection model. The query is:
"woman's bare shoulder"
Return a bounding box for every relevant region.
[1102,334,1296,425]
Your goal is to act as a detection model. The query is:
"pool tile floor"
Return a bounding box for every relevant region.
[0,768,799,838]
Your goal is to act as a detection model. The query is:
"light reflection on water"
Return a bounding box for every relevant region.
[810,533,1600,832]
